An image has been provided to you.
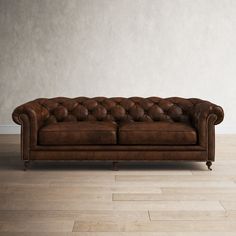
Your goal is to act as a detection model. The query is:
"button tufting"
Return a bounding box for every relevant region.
[39,97,192,124]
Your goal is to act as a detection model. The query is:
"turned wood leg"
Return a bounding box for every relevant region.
[112,161,119,171]
[24,161,30,171]
[206,161,212,171]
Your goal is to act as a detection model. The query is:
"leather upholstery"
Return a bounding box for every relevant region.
[25,97,194,124]
[119,122,197,145]
[39,121,117,145]
[12,97,224,126]
[12,97,224,163]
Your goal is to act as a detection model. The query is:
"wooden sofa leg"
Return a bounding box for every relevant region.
[24,161,30,171]
[112,161,119,171]
[206,161,212,171]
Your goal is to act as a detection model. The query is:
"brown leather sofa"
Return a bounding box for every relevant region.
[12,97,224,170]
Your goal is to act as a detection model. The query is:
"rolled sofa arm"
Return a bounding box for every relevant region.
[12,100,49,147]
[190,99,224,148]
[191,100,224,126]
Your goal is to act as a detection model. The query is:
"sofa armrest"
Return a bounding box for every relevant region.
[12,100,49,147]
[190,99,224,148]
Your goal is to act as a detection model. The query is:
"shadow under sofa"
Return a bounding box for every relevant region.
[12,97,224,170]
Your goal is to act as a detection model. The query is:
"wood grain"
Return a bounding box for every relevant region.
[0,134,236,234]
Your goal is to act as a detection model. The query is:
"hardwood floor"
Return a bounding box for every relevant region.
[0,134,236,235]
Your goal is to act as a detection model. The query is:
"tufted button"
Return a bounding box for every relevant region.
[158,100,174,111]
[72,105,88,121]
[168,105,183,121]
[129,105,145,121]
[42,100,58,112]
[111,106,126,120]
[53,106,68,121]
[120,99,135,109]
[102,99,116,110]
[83,99,98,110]
[62,100,78,111]
[140,100,154,110]
[148,105,164,121]
[92,105,107,120]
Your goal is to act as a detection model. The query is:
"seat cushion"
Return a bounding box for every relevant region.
[119,122,197,145]
[39,121,117,145]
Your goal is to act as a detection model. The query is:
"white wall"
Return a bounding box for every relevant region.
[0,0,235,133]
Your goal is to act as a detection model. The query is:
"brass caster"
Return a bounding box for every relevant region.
[24,161,30,171]
[206,161,212,171]
[112,161,119,171]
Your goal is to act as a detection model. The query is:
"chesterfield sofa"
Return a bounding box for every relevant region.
[12,97,224,170]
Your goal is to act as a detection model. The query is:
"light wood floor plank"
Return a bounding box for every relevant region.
[115,175,234,182]
[0,185,162,194]
[161,187,236,194]
[0,220,74,232]
[112,181,236,188]
[113,192,236,201]
[0,210,150,222]
[111,201,224,211]
[149,210,230,221]
[73,220,236,232]
[0,192,112,202]
[0,200,224,211]
[0,200,113,211]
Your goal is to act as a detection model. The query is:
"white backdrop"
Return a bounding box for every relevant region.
[0,0,235,133]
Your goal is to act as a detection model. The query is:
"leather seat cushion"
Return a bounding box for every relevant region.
[119,122,197,145]
[39,121,117,145]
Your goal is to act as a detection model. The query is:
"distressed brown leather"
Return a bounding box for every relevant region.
[39,121,117,145]
[119,122,197,145]
[12,97,224,164]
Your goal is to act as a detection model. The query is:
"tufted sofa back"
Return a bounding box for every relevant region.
[34,97,199,125]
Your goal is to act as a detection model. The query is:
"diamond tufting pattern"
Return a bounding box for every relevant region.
[33,97,196,125]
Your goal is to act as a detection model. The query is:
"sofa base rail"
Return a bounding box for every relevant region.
[23,150,210,171]
[23,159,213,171]
[26,150,207,161]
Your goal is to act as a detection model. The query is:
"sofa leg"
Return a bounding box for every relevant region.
[206,161,212,171]
[24,161,30,171]
[112,161,119,171]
